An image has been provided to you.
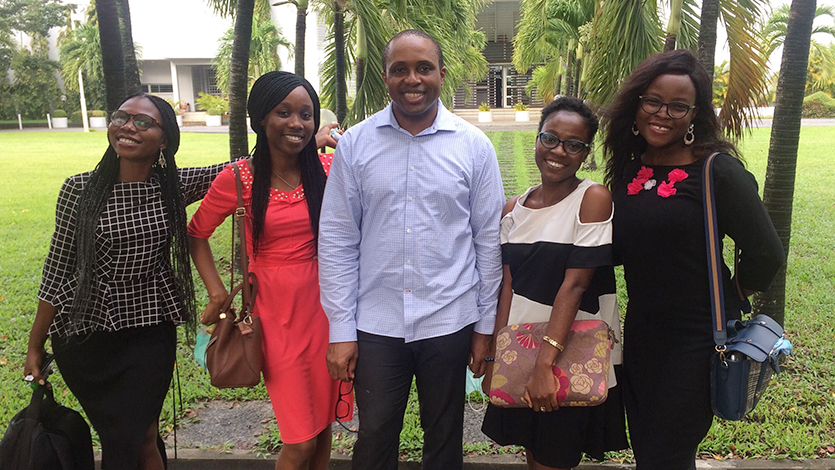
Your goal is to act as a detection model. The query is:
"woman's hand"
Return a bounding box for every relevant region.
[524,363,560,413]
[200,290,228,325]
[24,346,47,386]
[315,123,341,149]
[482,361,495,396]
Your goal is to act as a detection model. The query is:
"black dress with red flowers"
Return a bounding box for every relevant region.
[611,153,784,470]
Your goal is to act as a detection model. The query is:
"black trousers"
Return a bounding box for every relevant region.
[352,324,474,470]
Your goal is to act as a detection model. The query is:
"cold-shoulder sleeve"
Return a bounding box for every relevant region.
[568,210,614,269]
[38,175,83,306]
[713,154,785,292]
[187,162,240,239]
[179,162,228,205]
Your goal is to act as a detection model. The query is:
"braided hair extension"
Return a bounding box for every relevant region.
[70,93,197,336]
[246,71,327,254]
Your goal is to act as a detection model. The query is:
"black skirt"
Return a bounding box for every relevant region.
[53,322,176,470]
[481,365,628,469]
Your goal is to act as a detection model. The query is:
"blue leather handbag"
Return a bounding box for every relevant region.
[702,153,790,421]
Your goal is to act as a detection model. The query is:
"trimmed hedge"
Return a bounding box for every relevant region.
[801,91,835,118]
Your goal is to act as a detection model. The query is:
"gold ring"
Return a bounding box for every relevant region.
[539,406,546,412]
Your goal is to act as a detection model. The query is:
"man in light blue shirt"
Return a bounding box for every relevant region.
[318,30,503,470]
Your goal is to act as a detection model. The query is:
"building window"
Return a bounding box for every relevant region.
[143,84,174,93]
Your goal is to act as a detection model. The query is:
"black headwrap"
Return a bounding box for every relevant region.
[247,71,321,135]
[246,71,327,253]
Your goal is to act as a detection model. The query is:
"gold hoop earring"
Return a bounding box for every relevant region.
[158,149,167,168]
[684,124,695,146]
[632,122,640,136]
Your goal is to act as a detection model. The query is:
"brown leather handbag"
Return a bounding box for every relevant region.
[205,163,263,388]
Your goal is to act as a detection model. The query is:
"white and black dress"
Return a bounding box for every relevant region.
[38,164,225,470]
[481,179,628,468]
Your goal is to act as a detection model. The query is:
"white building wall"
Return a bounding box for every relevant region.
[140,60,172,84]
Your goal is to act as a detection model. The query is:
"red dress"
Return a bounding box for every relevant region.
[188,155,350,444]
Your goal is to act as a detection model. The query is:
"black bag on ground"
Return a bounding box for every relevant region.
[0,385,94,470]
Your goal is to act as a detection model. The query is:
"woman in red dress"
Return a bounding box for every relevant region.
[188,71,347,470]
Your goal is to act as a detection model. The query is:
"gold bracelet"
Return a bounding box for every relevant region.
[542,335,565,352]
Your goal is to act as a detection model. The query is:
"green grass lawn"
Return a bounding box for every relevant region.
[0,127,833,460]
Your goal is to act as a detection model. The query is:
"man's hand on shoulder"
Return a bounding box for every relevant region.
[327,341,359,382]
[468,332,492,378]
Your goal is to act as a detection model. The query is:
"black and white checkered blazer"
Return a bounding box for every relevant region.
[38,163,227,337]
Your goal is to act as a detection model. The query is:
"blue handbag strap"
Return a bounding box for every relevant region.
[702,152,727,347]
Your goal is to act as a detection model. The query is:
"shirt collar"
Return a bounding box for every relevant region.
[378,99,457,136]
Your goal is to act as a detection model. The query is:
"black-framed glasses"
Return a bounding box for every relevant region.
[109,110,160,131]
[537,132,589,155]
[638,95,696,119]
[335,380,354,422]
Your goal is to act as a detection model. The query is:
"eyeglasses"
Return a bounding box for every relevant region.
[638,95,696,119]
[109,110,160,131]
[335,380,354,421]
[537,132,589,155]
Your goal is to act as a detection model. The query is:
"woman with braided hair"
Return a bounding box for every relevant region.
[188,71,348,470]
[24,92,228,469]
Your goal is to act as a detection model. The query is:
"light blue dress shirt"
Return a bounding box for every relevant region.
[319,101,504,343]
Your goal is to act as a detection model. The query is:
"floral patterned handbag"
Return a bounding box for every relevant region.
[488,320,611,407]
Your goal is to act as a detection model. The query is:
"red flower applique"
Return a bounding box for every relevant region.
[656,168,689,197]
[636,166,654,181]
[628,166,656,196]
[657,181,677,197]
[627,180,644,195]
[667,168,689,184]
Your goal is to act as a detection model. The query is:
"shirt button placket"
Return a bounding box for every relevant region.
[403,135,417,339]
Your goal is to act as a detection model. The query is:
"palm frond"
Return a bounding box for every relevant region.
[585,0,663,107]
[718,0,769,140]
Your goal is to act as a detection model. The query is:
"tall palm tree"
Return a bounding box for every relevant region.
[333,0,347,123]
[228,0,255,160]
[117,0,141,93]
[584,0,767,140]
[59,21,106,110]
[272,0,309,76]
[213,11,292,94]
[754,0,817,326]
[584,0,662,107]
[697,0,720,81]
[206,0,274,160]
[319,0,487,126]
[95,0,127,112]
[762,3,835,59]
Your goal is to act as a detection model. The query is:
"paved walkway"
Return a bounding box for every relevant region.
[157,449,835,470]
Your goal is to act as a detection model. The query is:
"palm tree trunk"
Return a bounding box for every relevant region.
[228,0,255,161]
[753,0,816,326]
[555,74,562,97]
[96,0,127,112]
[295,0,308,77]
[565,50,575,97]
[697,0,720,82]
[334,1,347,124]
[356,17,366,98]
[664,0,684,52]
[117,0,141,94]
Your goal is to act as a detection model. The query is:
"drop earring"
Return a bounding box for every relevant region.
[157,149,167,168]
[684,124,695,146]
[631,122,640,136]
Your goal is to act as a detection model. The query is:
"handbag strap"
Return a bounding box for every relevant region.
[702,152,727,347]
[230,164,255,319]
